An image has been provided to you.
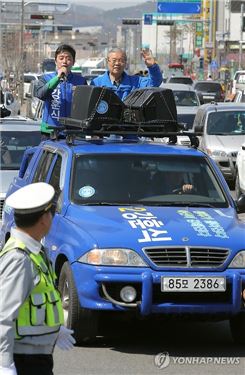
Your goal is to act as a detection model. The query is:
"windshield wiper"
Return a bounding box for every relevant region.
[177,202,217,208]
[80,202,137,206]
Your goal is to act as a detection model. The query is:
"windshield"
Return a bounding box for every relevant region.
[71,154,227,207]
[169,77,193,85]
[194,82,221,92]
[207,111,245,135]
[0,130,41,170]
[173,91,199,106]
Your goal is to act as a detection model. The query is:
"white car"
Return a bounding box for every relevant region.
[1,91,21,116]
[160,83,201,146]
[235,142,245,198]
[0,118,41,220]
[24,73,41,98]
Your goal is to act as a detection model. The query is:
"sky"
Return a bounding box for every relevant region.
[73,0,150,10]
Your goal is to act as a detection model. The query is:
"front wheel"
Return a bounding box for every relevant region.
[58,261,99,345]
[229,313,245,344]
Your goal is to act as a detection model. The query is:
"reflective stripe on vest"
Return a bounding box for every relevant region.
[0,237,64,338]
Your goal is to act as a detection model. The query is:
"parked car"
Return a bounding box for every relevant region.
[24,72,41,99]
[193,81,225,103]
[166,75,194,86]
[2,113,245,346]
[232,89,245,103]
[235,142,245,198]
[160,83,202,145]
[0,90,20,116]
[193,102,245,184]
[25,80,43,120]
[230,70,245,95]
[0,119,41,220]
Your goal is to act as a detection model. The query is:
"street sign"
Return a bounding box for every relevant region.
[157,2,201,14]
[144,14,153,25]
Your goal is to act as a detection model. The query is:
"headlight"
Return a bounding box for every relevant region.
[79,248,148,267]
[207,149,227,157]
[228,251,245,268]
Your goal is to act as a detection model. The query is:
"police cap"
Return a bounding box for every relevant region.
[6,182,55,215]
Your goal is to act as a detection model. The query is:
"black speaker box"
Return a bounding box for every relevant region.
[71,85,125,129]
[123,87,178,131]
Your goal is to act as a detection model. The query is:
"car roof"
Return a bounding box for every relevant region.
[42,138,204,157]
[0,116,40,125]
[195,102,245,115]
[0,123,40,132]
[162,83,196,91]
[194,80,222,85]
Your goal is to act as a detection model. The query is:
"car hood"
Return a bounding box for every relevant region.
[0,171,17,199]
[206,134,245,152]
[65,205,243,250]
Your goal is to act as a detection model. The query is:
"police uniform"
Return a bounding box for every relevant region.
[0,183,75,375]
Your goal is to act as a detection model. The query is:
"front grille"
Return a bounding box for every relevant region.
[144,247,229,268]
[152,281,232,304]
[0,199,4,219]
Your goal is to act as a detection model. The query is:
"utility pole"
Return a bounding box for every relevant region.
[19,0,25,106]
[239,3,244,70]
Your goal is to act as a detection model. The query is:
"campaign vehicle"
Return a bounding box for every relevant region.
[1,87,245,345]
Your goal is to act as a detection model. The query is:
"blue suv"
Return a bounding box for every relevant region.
[1,87,245,345]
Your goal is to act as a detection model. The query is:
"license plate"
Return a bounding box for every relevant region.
[161,277,226,292]
[203,95,214,99]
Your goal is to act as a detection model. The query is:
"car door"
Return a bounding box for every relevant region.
[41,151,69,263]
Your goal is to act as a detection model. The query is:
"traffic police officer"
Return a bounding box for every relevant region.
[0,182,75,375]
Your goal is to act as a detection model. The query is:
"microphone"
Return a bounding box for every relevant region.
[59,72,67,82]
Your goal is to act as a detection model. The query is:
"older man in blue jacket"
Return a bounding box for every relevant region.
[90,48,162,100]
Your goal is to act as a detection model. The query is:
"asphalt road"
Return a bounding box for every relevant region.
[53,318,245,375]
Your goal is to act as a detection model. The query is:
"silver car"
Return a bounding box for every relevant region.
[193,103,245,183]
[0,118,41,219]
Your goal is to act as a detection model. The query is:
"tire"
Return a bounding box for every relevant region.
[235,173,242,199]
[58,261,99,345]
[230,313,245,344]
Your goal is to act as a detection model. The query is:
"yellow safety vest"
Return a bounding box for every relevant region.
[0,237,64,339]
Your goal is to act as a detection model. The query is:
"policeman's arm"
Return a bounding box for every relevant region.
[0,251,34,368]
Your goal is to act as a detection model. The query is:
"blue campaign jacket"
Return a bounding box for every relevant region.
[90,64,163,100]
[34,71,87,133]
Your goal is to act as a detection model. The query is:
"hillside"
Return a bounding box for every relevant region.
[55,1,156,31]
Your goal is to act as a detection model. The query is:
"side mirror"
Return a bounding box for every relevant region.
[194,124,203,134]
[236,194,245,214]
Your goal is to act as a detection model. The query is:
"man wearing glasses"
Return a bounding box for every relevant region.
[90,48,162,100]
